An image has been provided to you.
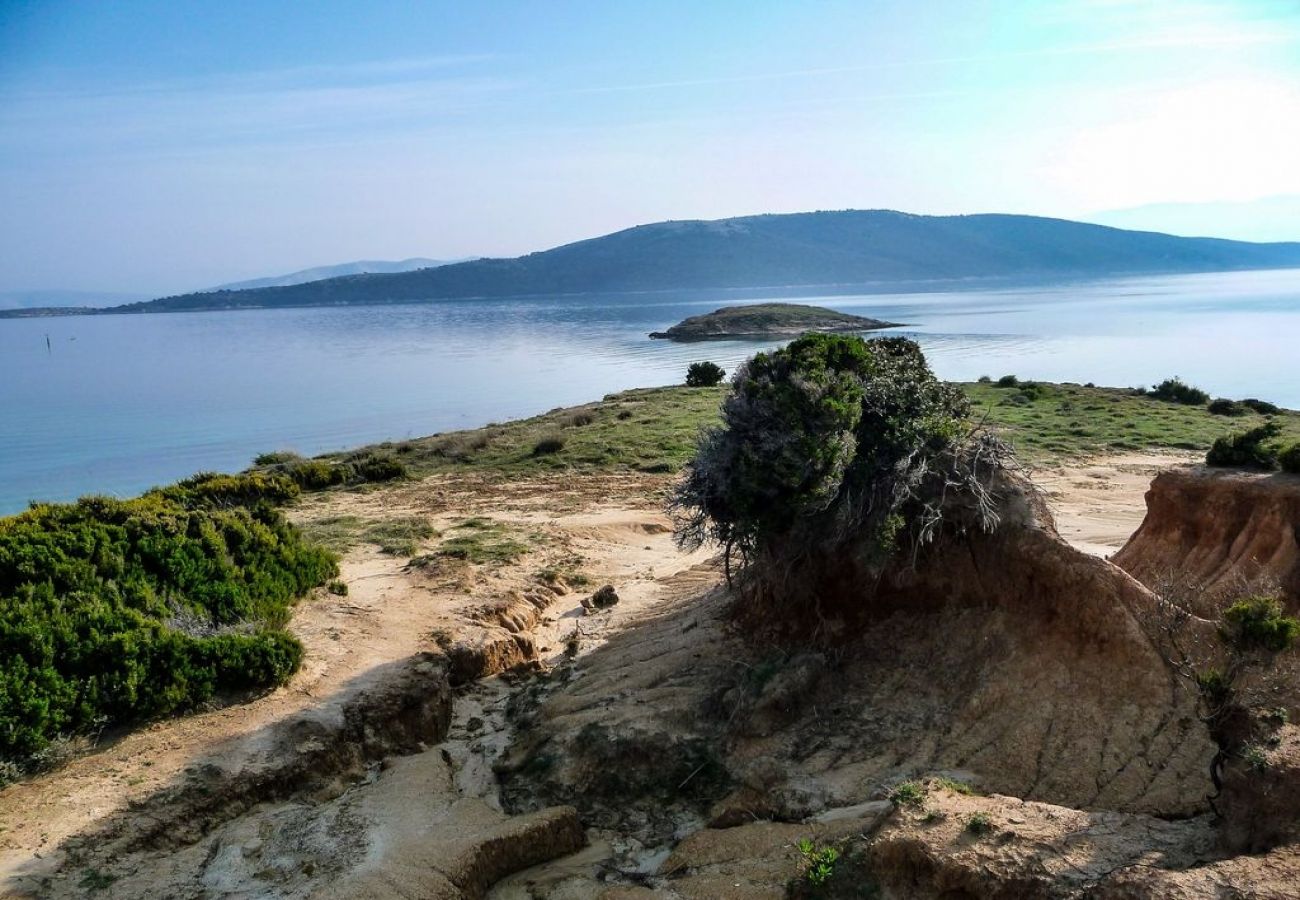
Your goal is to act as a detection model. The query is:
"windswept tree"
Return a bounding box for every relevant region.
[669,334,1006,614]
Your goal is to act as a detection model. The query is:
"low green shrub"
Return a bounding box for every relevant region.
[1208,398,1247,417]
[343,451,407,483]
[532,435,566,456]
[889,781,926,808]
[1220,596,1300,654]
[685,361,726,387]
[795,838,840,889]
[283,459,347,489]
[995,374,1018,387]
[976,374,992,384]
[253,450,302,466]
[965,812,994,836]
[1150,377,1209,405]
[1205,420,1283,470]
[1241,398,1281,415]
[1280,443,1300,474]
[1017,382,1047,401]
[0,482,335,766]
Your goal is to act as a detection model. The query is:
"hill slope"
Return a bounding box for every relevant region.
[210,258,457,291]
[91,211,1300,314]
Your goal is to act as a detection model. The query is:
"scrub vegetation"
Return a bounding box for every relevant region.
[0,473,336,774]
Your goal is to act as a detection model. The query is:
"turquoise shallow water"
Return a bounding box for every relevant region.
[2,267,1299,514]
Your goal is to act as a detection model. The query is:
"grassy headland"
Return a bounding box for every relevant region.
[293,380,1300,479]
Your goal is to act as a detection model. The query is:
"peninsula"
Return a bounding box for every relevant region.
[649,302,899,341]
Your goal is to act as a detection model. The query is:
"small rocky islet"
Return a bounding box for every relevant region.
[649,302,900,341]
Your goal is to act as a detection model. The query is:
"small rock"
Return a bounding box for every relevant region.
[583,584,619,611]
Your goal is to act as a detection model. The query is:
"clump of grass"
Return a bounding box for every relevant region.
[537,562,590,588]
[435,518,529,564]
[934,776,979,796]
[561,411,595,427]
[532,435,566,456]
[434,431,492,461]
[362,517,438,556]
[326,579,348,596]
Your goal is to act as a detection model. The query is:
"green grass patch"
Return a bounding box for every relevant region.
[299,514,437,556]
[331,382,1300,478]
[434,518,530,564]
[965,381,1300,463]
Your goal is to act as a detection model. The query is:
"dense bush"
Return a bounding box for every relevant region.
[1205,420,1283,470]
[0,476,336,765]
[1208,398,1248,417]
[995,374,1018,387]
[685,361,726,387]
[1280,443,1300,475]
[254,449,407,490]
[343,451,407,483]
[671,334,1001,608]
[1241,398,1281,415]
[1150,377,1210,405]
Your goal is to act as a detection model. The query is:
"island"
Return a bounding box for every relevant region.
[649,302,900,341]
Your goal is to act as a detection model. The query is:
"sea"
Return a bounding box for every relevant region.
[2,267,1299,514]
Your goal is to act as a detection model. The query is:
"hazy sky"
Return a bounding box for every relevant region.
[2,0,1299,295]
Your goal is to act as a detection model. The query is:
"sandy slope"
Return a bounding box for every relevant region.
[0,455,1175,896]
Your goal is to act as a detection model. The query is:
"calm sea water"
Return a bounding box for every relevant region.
[2,268,1299,514]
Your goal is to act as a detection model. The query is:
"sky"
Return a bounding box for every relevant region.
[1,0,1299,296]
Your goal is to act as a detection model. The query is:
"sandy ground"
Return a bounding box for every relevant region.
[0,453,1184,894]
[1032,451,1198,558]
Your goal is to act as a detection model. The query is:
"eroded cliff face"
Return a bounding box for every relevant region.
[495,468,1222,895]
[1113,467,1300,610]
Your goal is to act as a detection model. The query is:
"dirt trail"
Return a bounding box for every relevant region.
[0,455,1180,897]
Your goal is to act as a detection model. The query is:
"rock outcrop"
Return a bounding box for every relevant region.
[1113,467,1300,610]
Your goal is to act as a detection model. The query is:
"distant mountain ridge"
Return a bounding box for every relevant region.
[210,257,458,291]
[11,210,1300,317]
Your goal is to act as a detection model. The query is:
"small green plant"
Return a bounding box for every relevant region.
[995,374,1019,387]
[326,579,348,596]
[1206,420,1283,470]
[1242,744,1269,773]
[964,812,994,836]
[1150,377,1210,405]
[686,361,727,387]
[889,781,926,808]
[1263,707,1290,726]
[79,868,117,892]
[796,838,840,888]
[921,809,947,824]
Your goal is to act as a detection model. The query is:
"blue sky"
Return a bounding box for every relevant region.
[2,0,1298,294]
